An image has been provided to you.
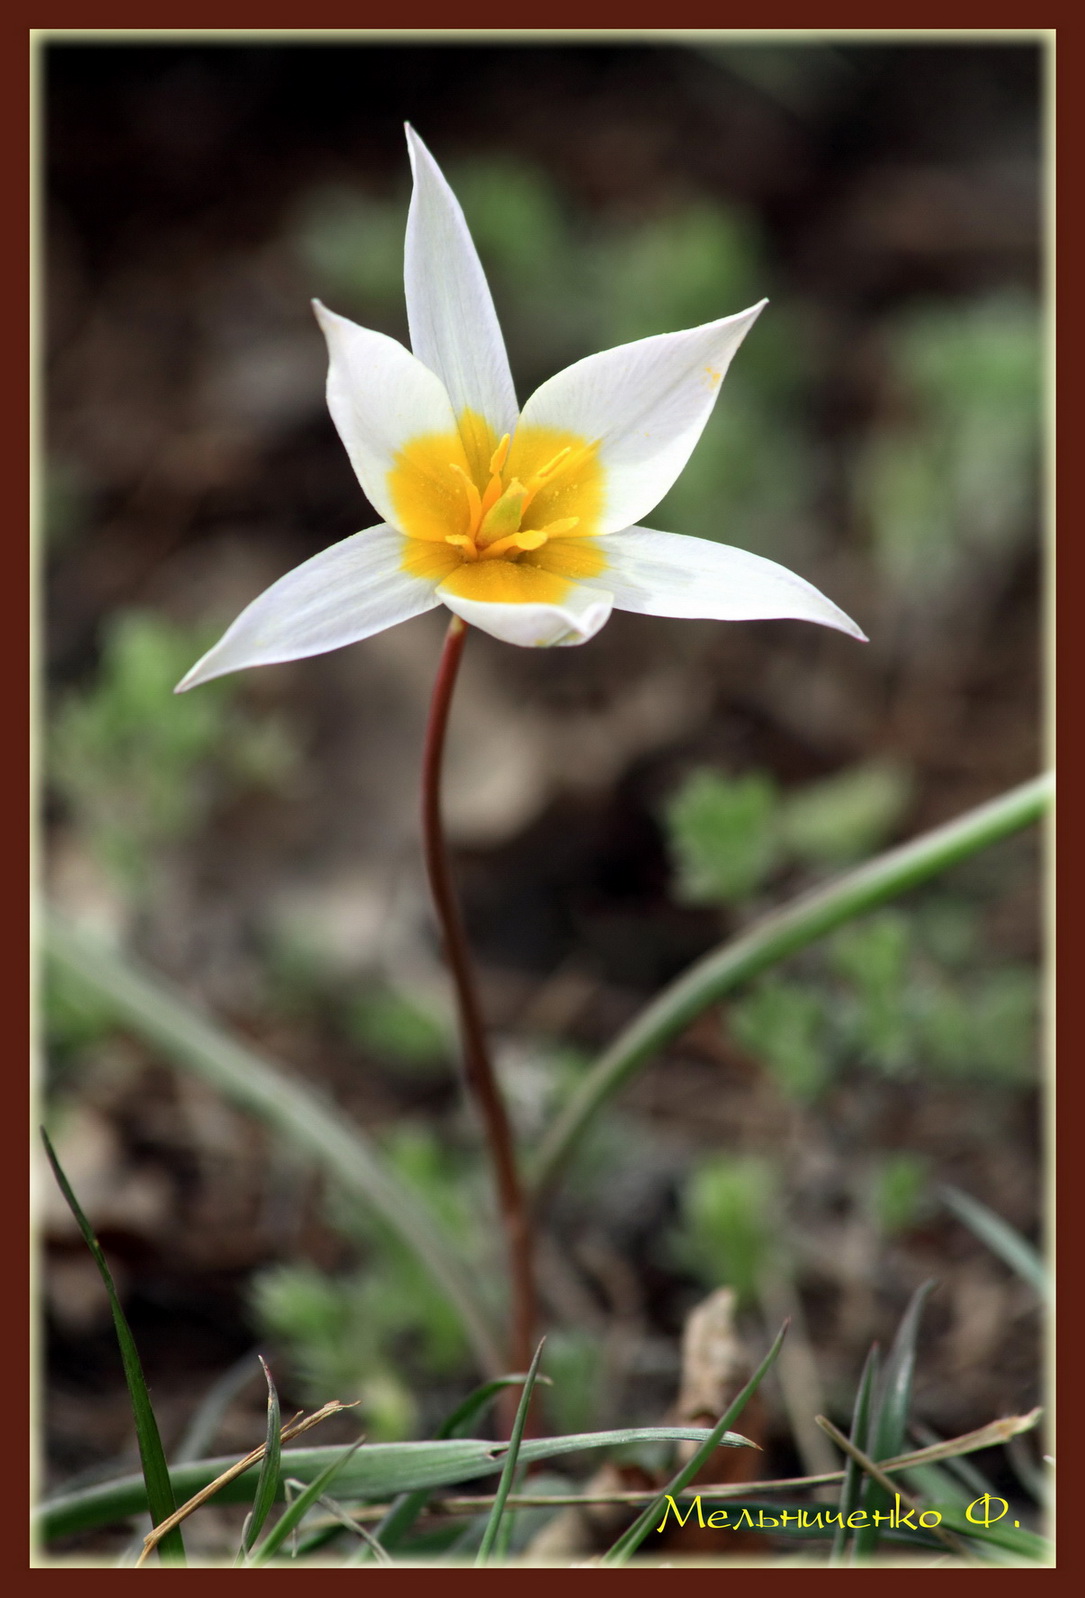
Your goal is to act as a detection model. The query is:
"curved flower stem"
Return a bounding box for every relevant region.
[421,616,537,1378]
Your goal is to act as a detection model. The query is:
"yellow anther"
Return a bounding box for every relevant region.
[536,445,571,481]
[533,516,580,538]
[481,528,549,560]
[444,532,479,560]
[488,433,511,477]
[448,463,483,538]
[479,472,505,520]
[521,446,576,510]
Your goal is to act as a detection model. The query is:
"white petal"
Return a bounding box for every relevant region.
[404,126,518,436]
[312,299,461,526]
[436,579,614,649]
[517,303,766,534]
[590,527,867,640]
[176,526,442,690]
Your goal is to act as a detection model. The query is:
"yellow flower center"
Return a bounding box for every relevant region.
[392,412,607,604]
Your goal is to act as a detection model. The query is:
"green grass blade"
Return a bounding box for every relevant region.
[602,1320,787,1565]
[830,1341,880,1565]
[476,1340,546,1565]
[250,1444,363,1564]
[38,1127,185,1566]
[437,1375,546,1442]
[43,909,503,1376]
[935,1504,1051,1564]
[854,1279,936,1557]
[531,774,1051,1198]
[374,1374,537,1555]
[38,1428,748,1542]
[940,1185,1048,1299]
[239,1357,283,1558]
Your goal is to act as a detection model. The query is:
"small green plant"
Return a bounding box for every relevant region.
[250,1124,488,1434]
[870,1154,931,1237]
[249,1263,419,1441]
[720,900,1036,1105]
[49,610,297,891]
[665,760,913,908]
[728,977,833,1102]
[857,294,1041,602]
[666,771,779,903]
[676,1154,780,1307]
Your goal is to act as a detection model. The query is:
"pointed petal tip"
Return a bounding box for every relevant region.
[832,607,868,644]
[174,658,216,693]
[404,123,433,172]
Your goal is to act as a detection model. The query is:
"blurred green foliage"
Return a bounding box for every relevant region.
[724,907,1037,1099]
[663,766,1037,1095]
[779,763,916,868]
[857,294,1041,601]
[871,1153,931,1237]
[729,978,833,1104]
[541,1328,606,1437]
[250,1262,421,1441]
[45,962,120,1061]
[675,1154,779,1306]
[250,1124,486,1434]
[666,770,780,903]
[665,760,914,905]
[49,610,298,892]
[345,985,451,1075]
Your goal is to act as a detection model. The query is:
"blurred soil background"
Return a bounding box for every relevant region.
[40,37,1046,1558]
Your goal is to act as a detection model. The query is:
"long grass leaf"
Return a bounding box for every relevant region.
[39,1426,750,1543]
[44,910,502,1376]
[830,1341,879,1565]
[239,1357,282,1558]
[476,1340,546,1565]
[940,1185,1048,1298]
[39,1127,185,1565]
[934,1504,1051,1563]
[854,1279,936,1556]
[602,1320,787,1564]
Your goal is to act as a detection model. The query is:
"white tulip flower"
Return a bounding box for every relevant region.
[178,126,864,692]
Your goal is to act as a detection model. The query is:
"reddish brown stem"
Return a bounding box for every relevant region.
[421,616,537,1382]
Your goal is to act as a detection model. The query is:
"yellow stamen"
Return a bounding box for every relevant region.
[392,422,603,593]
[533,516,580,539]
[481,529,549,560]
[521,446,577,511]
[444,532,479,559]
[447,463,483,539]
[489,433,511,477]
[536,445,572,480]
